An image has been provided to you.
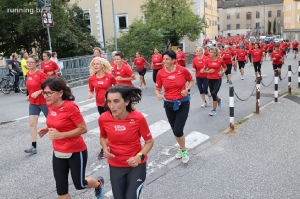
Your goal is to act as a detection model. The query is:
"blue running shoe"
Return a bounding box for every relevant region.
[209,109,217,116]
[218,98,222,108]
[95,176,105,199]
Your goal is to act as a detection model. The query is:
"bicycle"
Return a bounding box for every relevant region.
[0,74,27,94]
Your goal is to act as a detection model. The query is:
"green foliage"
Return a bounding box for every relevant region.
[141,0,206,48]
[0,0,100,59]
[268,20,271,35]
[273,17,276,35]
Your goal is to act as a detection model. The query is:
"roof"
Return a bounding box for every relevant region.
[221,0,283,9]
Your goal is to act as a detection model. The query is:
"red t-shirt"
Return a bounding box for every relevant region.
[156,66,193,100]
[204,50,210,57]
[270,51,283,65]
[268,43,274,51]
[41,60,59,77]
[236,50,247,62]
[292,41,299,48]
[152,54,163,70]
[221,51,234,64]
[133,57,146,71]
[88,73,117,106]
[192,56,208,78]
[91,55,106,61]
[279,44,286,52]
[46,100,87,153]
[99,111,152,167]
[176,52,186,66]
[205,58,226,80]
[26,70,48,105]
[112,63,135,86]
[251,49,263,62]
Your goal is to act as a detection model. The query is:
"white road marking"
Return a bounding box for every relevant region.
[79,102,97,112]
[149,120,170,139]
[175,131,210,149]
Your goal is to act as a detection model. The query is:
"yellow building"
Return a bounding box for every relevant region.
[204,0,218,40]
[283,0,300,41]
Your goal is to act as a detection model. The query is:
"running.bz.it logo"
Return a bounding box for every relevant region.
[114,125,126,131]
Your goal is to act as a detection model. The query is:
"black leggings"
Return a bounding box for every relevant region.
[208,79,222,101]
[238,61,245,69]
[164,101,190,138]
[248,54,252,62]
[196,77,208,94]
[97,106,106,115]
[253,62,261,72]
[53,150,88,195]
[152,69,160,83]
[225,64,232,75]
[110,162,146,199]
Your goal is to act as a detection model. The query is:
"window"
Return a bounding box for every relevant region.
[256,11,260,19]
[209,19,211,26]
[236,24,240,29]
[215,20,217,26]
[116,14,128,30]
[218,24,220,31]
[236,13,240,19]
[205,2,207,8]
[227,14,230,19]
[298,2,300,10]
[82,9,91,33]
[246,12,251,20]
[277,10,281,17]
[256,22,260,28]
[247,24,251,29]
[227,24,231,30]
[268,11,272,17]
[298,14,300,22]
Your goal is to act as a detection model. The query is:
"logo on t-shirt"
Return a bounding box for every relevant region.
[129,119,135,124]
[59,107,64,112]
[51,111,57,116]
[28,77,33,80]
[168,75,175,79]
[98,81,104,84]
[45,65,49,68]
[114,125,126,131]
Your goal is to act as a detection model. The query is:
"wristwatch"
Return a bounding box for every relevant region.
[187,89,190,92]
[138,152,145,161]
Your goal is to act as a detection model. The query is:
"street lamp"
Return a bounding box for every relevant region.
[261,1,265,35]
[278,20,281,37]
[112,0,118,51]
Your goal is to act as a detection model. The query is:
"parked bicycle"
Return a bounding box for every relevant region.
[0,74,27,94]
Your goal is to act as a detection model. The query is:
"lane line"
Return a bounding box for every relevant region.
[149,120,171,139]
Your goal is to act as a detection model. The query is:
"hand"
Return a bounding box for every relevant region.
[208,69,215,74]
[31,91,41,98]
[156,94,164,101]
[47,71,54,76]
[48,128,62,140]
[191,68,196,72]
[38,127,48,138]
[181,89,189,97]
[103,147,115,158]
[218,71,223,76]
[200,69,205,73]
[88,92,93,99]
[116,76,123,80]
[126,156,140,167]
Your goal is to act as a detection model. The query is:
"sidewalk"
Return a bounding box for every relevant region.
[140,89,300,199]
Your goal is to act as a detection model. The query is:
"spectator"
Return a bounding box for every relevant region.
[8,53,21,93]
[50,52,58,64]
[21,52,29,97]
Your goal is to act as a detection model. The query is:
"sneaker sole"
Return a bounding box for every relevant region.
[95,177,105,199]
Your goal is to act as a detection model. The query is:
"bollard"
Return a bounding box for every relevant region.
[229,86,234,130]
[274,69,279,102]
[298,61,300,87]
[288,65,292,95]
[256,75,261,114]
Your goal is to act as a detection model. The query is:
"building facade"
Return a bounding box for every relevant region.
[217,0,283,37]
[204,0,218,40]
[282,0,300,41]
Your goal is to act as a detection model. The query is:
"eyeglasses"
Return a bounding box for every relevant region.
[41,91,57,97]
[26,62,36,64]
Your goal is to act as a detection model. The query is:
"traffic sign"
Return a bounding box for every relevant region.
[41,11,54,27]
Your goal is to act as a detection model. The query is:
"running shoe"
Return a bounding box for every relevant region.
[229,80,232,84]
[95,176,105,199]
[217,98,222,108]
[201,102,207,108]
[234,68,237,72]
[279,76,282,81]
[209,109,217,116]
[181,150,189,163]
[208,96,212,104]
[175,148,182,159]
[98,149,104,159]
[226,79,229,83]
[24,146,37,154]
[143,85,147,89]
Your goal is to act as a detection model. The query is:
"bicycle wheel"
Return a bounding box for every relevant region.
[18,77,27,94]
[0,79,11,94]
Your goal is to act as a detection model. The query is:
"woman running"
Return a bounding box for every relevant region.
[92,47,106,60]
[99,85,154,199]
[231,44,238,72]
[236,45,248,80]
[24,54,48,154]
[50,52,59,64]
[155,50,194,163]
[151,48,163,83]
[292,39,299,59]
[41,51,60,77]
[38,77,105,199]
[176,46,186,67]
[201,47,226,116]
[88,57,117,159]
[220,45,234,84]
[251,43,264,80]
[192,47,212,107]
[112,52,136,86]
[132,52,151,88]
[270,44,284,80]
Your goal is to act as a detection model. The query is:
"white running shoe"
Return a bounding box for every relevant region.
[201,102,207,107]
[208,96,213,104]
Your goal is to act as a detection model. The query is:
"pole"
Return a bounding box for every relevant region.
[298,61,300,87]
[256,75,261,114]
[229,86,234,130]
[274,69,278,102]
[112,0,118,51]
[44,0,52,51]
[288,65,291,95]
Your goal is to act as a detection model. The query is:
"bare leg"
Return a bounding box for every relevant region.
[29,115,39,142]
[200,93,206,103]
[58,193,71,199]
[175,135,186,150]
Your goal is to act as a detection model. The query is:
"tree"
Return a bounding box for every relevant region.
[0,0,100,59]
[268,20,271,35]
[273,17,276,35]
[141,0,206,49]
[105,20,165,60]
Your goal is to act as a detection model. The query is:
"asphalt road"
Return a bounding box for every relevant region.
[0,53,299,198]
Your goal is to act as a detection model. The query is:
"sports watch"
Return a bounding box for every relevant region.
[187,89,190,92]
[138,152,145,161]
